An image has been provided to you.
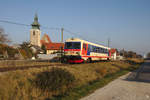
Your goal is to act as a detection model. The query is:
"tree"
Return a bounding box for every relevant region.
[20,42,33,59]
[147,52,150,58]
[41,44,46,54]
[0,27,10,44]
[119,49,141,58]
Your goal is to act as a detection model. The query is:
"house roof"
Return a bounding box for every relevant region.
[45,43,64,50]
[110,48,116,54]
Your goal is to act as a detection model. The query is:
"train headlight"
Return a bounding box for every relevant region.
[76,52,80,55]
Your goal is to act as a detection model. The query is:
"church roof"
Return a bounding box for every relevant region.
[40,33,64,50]
[31,13,40,29]
[40,34,52,44]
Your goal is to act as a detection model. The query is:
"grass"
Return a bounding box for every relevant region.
[51,64,141,100]
[0,59,143,100]
[51,70,129,100]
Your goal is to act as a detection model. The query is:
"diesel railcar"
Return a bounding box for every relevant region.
[64,38,111,63]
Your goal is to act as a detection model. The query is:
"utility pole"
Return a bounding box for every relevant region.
[108,38,110,48]
[61,28,64,63]
[61,28,64,43]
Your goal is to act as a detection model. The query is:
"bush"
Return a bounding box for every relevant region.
[34,67,75,96]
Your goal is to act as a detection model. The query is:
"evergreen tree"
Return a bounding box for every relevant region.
[41,44,46,54]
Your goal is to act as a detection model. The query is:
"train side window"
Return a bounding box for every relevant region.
[88,45,90,51]
[88,44,92,51]
[98,47,100,53]
[96,47,99,53]
[105,49,107,53]
[106,49,108,53]
[95,47,97,52]
[94,46,96,52]
[95,46,97,52]
[100,48,103,53]
[96,47,98,53]
[104,49,106,53]
[92,46,94,52]
[102,48,104,53]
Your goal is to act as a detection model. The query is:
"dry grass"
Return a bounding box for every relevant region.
[0,59,144,100]
[127,58,144,64]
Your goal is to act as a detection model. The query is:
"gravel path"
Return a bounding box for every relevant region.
[81,60,150,100]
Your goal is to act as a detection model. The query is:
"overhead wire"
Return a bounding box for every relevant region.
[63,28,86,40]
[0,20,30,27]
[0,19,102,45]
[0,19,60,30]
[0,19,86,38]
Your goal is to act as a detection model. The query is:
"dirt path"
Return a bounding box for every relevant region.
[81,60,150,100]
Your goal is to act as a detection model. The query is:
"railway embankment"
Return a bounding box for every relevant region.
[0,59,143,100]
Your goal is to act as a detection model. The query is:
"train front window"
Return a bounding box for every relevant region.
[65,42,81,49]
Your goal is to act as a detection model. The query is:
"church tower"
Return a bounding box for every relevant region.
[30,13,41,47]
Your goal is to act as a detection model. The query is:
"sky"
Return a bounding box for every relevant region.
[0,0,150,55]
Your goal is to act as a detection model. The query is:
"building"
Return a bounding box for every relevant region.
[30,14,41,47]
[30,14,64,54]
[110,48,117,60]
[40,34,64,54]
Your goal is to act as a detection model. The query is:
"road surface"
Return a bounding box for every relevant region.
[81,60,150,100]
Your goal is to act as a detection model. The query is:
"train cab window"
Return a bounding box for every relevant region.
[65,42,81,49]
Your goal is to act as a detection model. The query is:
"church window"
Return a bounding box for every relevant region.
[33,31,35,35]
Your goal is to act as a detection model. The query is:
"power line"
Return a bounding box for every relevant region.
[64,28,106,46]
[0,19,60,30]
[63,28,86,39]
[40,26,60,30]
[0,19,88,39]
[0,20,30,27]
[0,19,107,46]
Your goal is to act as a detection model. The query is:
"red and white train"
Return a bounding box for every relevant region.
[64,38,112,63]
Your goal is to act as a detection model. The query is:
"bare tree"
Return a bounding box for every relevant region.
[0,27,10,44]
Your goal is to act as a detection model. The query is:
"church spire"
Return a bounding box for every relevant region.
[31,13,40,29]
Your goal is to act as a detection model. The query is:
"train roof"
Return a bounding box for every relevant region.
[65,38,110,50]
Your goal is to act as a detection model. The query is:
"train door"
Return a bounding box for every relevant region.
[108,50,111,57]
[82,43,88,55]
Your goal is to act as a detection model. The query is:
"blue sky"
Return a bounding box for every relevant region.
[0,0,150,55]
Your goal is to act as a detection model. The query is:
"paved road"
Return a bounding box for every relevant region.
[135,60,150,82]
[81,60,150,100]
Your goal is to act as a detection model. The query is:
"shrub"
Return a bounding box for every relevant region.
[34,67,75,96]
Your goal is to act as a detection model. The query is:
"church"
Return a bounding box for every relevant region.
[30,14,64,54]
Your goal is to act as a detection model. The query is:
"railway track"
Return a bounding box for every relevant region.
[0,63,66,72]
[0,60,113,72]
